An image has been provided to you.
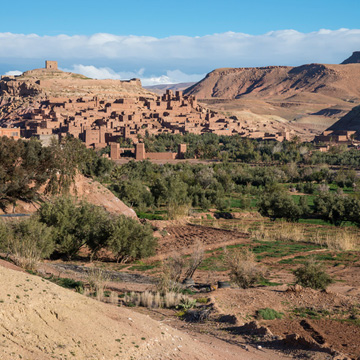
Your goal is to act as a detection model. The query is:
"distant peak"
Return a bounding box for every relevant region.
[341,51,360,64]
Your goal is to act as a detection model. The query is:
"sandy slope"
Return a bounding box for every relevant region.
[0,265,289,360]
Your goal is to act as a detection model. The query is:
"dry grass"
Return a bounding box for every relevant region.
[272,222,305,242]
[11,246,41,271]
[311,229,358,251]
[250,220,359,251]
[87,267,110,301]
[250,223,270,241]
[167,203,192,220]
[250,221,306,243]
[124,290,189,309]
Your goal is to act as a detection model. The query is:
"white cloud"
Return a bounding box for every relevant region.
[1,29,360,83]
[4,70,22,76]
[61,65,123,80]
[60,65,205,86]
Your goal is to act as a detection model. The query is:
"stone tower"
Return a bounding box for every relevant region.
[45,61,58,70]
[135,143,146,160]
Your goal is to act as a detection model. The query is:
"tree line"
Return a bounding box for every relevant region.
[137,133,360,166]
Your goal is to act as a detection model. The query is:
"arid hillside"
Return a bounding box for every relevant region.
[145,82,196,95]
[0,174,137,218]
[328,104,360,131]
[185,63,360,101]
[0,265,214,360]
[185,62,360,133]
[0,264,287,360]
[0,67,155,99]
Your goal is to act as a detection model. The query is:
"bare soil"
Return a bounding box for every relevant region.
[2,216,360,359]
[0,264,292,360]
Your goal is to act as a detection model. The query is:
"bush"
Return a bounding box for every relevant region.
[3,216,55,270]
[224,248,264,289]
[258,191,302,222]
[0,220,10,252]
[257,308,284,320]
[38,196,157,262]
[38,196,109,259]
[294,258,333,290]
[107,215,156,263]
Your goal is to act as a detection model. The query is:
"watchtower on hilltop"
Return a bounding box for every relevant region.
[45,61,58,70]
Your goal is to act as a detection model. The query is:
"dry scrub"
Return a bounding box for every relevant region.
[86,267,110,301]
[124,290,191,309]
[224,248,264,289]
[167,202,192,220]
[158,241,204,292]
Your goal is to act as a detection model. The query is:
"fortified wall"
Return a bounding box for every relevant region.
[110,143,187,161]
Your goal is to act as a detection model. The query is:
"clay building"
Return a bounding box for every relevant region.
[314,130,357,144]
[0,128,20,140]
[1,63,295,152]
[45,61,58,70]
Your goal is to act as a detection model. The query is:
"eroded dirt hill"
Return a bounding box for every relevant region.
[328,105,360,131]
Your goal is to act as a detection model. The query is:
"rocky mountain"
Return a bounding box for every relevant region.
[184,62,360,134]
[341,51,360,64]
[145,82,196,95]
[184,63,360,101]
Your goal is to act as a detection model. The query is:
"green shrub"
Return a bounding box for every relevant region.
[38,196,109,259]
[294,258,333,290]
[53,277,84,293]
[38,196,156,262]
[3,216,55,270]
[257,308,284,320]
[107,215,156,263]
[258,191,302,222]
[176,297,197,310]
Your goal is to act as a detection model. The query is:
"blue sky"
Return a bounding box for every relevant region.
[1,0,359,84]
[1,0,359,37]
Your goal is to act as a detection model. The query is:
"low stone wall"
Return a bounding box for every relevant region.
[146,152,176,160]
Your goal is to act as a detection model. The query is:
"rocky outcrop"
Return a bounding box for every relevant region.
[327,105,360,131]
[70,174,137,218]
[341,51,360,64]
